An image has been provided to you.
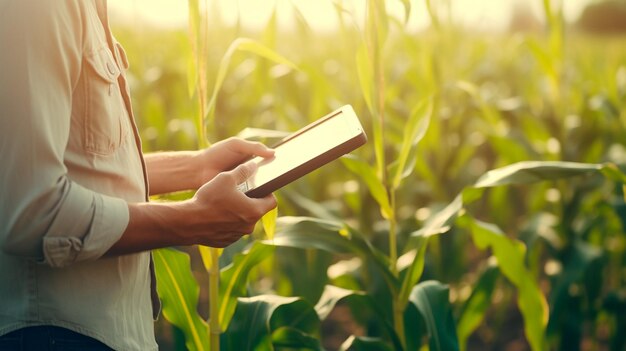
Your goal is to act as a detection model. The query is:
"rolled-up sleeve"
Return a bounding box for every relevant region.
[0,0,129,267]
[40,181,129,267]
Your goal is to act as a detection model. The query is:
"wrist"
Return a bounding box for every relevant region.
[189,150,207,188]
[145,150,203,194]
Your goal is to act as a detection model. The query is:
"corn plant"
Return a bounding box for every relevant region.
[108,0,626,350]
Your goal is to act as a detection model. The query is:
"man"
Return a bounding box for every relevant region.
[0,0,277,350]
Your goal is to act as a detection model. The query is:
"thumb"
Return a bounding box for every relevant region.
[230,161,258,185]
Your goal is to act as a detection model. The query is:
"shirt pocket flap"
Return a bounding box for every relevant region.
[85,46,120,83]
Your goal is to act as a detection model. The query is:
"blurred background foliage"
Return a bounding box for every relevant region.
[110,0,626,350]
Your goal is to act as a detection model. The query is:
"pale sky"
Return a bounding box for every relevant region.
[108,0,591,31]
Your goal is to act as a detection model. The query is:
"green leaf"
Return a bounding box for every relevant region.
[547,240,603,336]
[355,42,385,177]
[488,135,532,164]
[409,161,626,350]
[456,80,500,125]
[526,38,556,80]
[262,7,277,49]
[153,248,209,351]
[271,327,322,350]
[397,0,412,24]
[198,245,222,272]
[283,192,341,221]
[315,285,403,350]
[206,38,299,129]
[457,263,500,351]
[356,42,374,115]
[397,236,428,311]
[413,195,463,237]
[288,0,313,36]
[392,98,433,189]
[474,161,603,188]
[262,207,278,240]
[266,217,398,293]
[459,216,548,351]
[186,0,200,97]
[221,295,319,351]
[339,335,395,351]
[408,281,460,351]
[424,0,440,29]
[342,155,392,219]
[366,0,389,48]
[219,242,275,331]
[315,285,367,321]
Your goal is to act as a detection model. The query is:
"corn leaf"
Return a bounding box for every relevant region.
[408,281,459,351]
[315,286,401,349]
[356,42,374,115]
[271,327,322,350]
[547,240,603,336]
[459,216,548,351]
[221,295,319,351]
[186,0,200,97]
[411,161,626,350]
[396,0,411,24]
[219,242,275,331]
[198,245,222,272]
[473,161,603,188]
[206,38,298,129]
[341,155,392,219]
[457,263,500,351]
[262,207,278,240]
[397,236,428,311]
[267,217,398,294]
[153,248,209,351]
[392,98,432,189]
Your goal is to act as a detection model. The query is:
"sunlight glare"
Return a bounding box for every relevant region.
[108,0,591,31]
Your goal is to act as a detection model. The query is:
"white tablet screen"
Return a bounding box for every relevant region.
[247,111,356,189]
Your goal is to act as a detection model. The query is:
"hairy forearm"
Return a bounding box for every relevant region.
[144,151,202,196]
[105,162,277,257]
[105,200,217,256]
[105,202,190,256]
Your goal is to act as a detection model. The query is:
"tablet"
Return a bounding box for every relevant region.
[240,105,367,198]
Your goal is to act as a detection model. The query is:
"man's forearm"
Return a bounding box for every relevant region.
[144,151,202,196]
[105,201,190,256]
[105,162,277,257]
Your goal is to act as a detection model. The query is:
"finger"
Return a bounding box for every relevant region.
[250,193,277,213]
[232,139,274,158]
[228,161,258,185]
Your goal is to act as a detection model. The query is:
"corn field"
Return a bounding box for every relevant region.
[112,0,626,350]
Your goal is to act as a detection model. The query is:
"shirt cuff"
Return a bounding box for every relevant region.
[43,182,129,267]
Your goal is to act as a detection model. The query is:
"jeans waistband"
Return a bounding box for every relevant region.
[0,326,113,351]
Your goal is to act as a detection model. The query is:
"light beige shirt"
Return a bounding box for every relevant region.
[0,0,158,350]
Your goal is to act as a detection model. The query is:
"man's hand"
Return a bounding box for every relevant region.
[145,138,274,196]
[106,162,277,256]
[192,137,274,189]
[183,162,276,247]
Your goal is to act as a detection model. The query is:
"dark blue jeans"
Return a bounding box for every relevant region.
[0,326,113,351]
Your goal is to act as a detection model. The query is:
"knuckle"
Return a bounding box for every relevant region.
[215,171,235,185]
[239,164,253,179]
[229,137,245,148]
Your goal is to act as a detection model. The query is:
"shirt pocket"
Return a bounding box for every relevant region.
[83,46,128,156]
